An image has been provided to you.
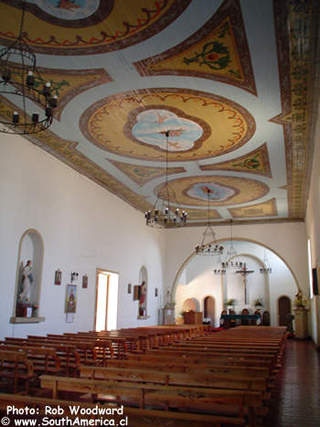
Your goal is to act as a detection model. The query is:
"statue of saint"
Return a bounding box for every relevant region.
[139,281,147,317]
[19,260,34,304]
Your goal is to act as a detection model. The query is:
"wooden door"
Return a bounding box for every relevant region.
[204,296,215,325]
[278,296,291,326]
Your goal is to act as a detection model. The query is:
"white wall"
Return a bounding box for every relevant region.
[165,222,308,302]
[0,134,165,339]
[305,100,320,345]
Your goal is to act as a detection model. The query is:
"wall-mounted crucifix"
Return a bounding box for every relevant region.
[235,262,254,304]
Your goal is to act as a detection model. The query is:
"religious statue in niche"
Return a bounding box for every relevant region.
[19,260,34,304]
[16,260,36,318]
[138,281,147,317]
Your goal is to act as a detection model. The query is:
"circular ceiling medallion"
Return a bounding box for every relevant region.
[81,88,256,161]
[156,175,269,206]
[0,0,191,54]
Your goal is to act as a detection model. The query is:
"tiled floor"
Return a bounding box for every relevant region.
[264,338,320,427]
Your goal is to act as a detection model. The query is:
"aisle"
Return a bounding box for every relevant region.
[264,339,320,426]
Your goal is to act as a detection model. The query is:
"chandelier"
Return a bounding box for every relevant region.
[260,249,272,273]
[144,131,187,228]
[217,220,246,270]
[0,1,57,134]
[194,187,223,255]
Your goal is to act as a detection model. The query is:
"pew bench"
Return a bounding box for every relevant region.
[79,364,267,391]
[0,393,246,426]
[40,374,267,425]
[0,345,61,375]
[93,357,271,378]
[0,350,35,393]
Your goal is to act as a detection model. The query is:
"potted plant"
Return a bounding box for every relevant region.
[225,298,235,307]
[254,298,263,308]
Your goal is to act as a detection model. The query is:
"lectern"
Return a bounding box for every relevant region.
[183,311,203,324]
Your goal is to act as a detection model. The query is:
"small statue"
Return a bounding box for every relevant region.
[19,260,34,304]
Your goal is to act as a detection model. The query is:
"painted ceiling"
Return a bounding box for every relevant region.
[0,0,319,226]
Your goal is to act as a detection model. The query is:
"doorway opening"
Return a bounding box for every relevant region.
[203,296,215,325]
[95,269,119,331]
[278,295,291,326]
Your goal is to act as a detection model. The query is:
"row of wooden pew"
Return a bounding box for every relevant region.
[0,325,287,426]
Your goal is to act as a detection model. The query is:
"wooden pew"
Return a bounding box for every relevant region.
[126,352,275,371]
[0,344,61,375]
[0,393,245,426]
[79,364,267,391]
[0,350,35,393]
[91,357,271,378]
[40,375,262,424]
[4,338,80,375]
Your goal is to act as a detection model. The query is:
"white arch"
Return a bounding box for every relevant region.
[170,237,300,304]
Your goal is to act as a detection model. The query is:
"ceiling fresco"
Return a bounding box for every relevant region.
[0,0,319,226]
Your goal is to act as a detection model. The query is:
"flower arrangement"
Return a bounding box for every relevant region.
[294,291,308,309]
[254,298,263,307]
[225,298,235,306]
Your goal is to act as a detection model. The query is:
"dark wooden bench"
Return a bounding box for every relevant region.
[0,344,61,375]
[80,364,267,391]
[0,392,245,426]
[0,350,35,392]
[40,375,254,424]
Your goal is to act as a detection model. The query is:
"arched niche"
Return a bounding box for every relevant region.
[137,266,148,319]
[182,297,200,313]
[10,229,45,324]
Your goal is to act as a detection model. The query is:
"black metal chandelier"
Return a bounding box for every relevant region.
[144,131,187,228]
[0,1,57,134]
[194,187,224,255]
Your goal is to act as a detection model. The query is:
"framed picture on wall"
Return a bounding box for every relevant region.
[65,284,77,313]
[82,274,88,289]
[54,269,62,286]
[133,285,140,301]
[314,267,319,295]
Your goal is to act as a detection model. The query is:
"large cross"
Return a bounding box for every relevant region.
[235,263,254,304]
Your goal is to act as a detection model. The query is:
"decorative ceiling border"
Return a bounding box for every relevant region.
[271,0,320,219]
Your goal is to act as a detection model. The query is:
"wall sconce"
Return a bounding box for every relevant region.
[71,272,79,282]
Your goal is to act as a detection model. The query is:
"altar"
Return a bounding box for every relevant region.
[221,314,259,327]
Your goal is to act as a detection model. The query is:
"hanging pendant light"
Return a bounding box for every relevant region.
[260,249,272,273]
[219,220,245,270]
[0,1,57,134]
[194,186,223,255]
[144,130,187,228]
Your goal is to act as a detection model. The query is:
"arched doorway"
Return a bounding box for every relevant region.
[203,296,215,325]
[278,296,291,326]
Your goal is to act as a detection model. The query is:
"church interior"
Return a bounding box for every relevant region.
[0,0,320,425]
